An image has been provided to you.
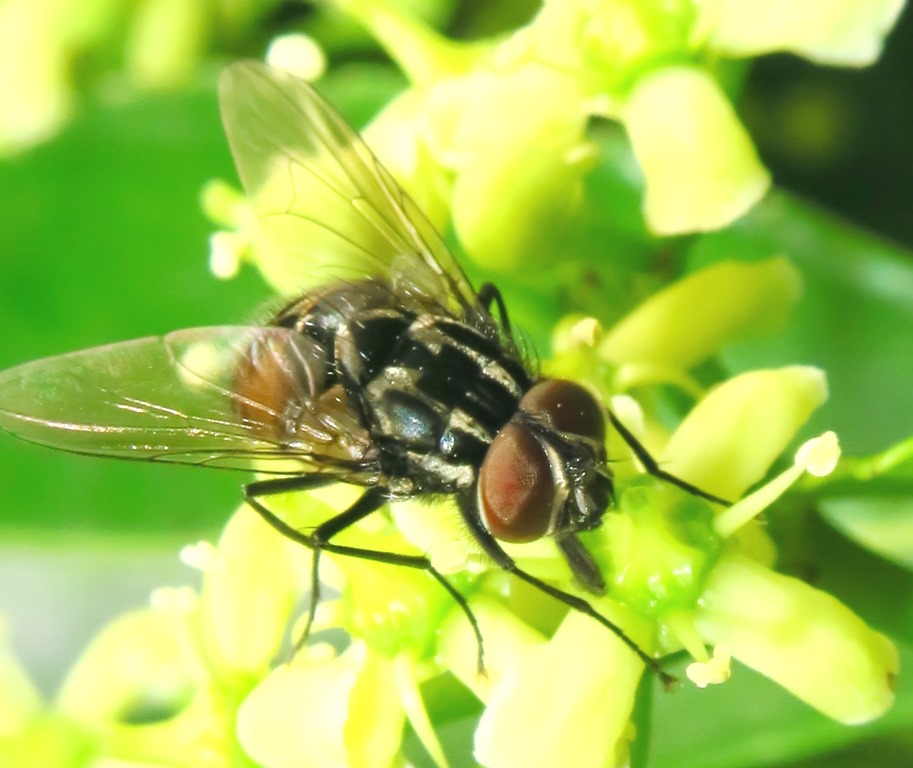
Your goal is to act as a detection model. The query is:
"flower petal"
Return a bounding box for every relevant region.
[344,648,406,768]
[697,555,898,724]
[474,611,643,768]
[126,0,207,89]
[661,367,828,499]
[438,597,547,703]
[200,504,310,678]
[432,67,590,271]
[451,135,588,271]
[102,686,238,768]
[363,91,452,232]
[333,0,481,85]
[621,65,770,235]
[237,642,404,768]
[57,601,199,724]
[600,257,802,370]
[698,0,906,67]
[0,2,71,154]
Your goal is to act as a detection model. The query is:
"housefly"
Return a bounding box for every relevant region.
[0,61,726,683]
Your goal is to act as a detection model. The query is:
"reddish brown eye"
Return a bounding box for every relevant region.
[478,423,554,543]
[519,380,605,443]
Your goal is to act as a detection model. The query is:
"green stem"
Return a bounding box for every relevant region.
[629,670,655,768]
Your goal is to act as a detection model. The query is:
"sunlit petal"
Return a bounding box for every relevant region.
[697,0,906,66]
[661,367,828,498]
[697,555,898,724]
[474,611,643,768]
[601,258,801,369]
[621,66,770,235]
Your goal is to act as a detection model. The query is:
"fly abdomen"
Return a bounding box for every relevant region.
[275,279,407,388]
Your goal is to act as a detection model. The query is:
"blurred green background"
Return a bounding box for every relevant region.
[1,2,913,766]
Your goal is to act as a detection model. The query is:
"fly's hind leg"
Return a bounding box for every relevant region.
[245,478,381,647]
[244,479,486,674]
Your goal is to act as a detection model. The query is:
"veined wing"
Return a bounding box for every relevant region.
[0,327,376,476]
[219,60,488,323]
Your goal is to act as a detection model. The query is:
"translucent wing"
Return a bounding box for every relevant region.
[219,60,486,321]
[0,327,377,476]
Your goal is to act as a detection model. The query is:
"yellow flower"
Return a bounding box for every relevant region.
[327,0,906,241]
[237,642,405,768]
[619,66,770,235]
[694,0,906,66]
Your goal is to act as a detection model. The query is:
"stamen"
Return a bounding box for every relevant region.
[266,33,327,82]
[686,644,731,688]
[180,541,218,571]
[795,430,840,477]
[714,431,841,538]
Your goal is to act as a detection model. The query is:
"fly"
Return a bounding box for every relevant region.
[0,61,727,685]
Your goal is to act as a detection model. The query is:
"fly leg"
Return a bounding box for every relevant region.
[457,493,677,688]
[244,479,486,674]
[607,410,732,506]
[477,282,512,335]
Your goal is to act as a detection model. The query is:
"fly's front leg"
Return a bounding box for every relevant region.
[245,474,336,546]
[457,492,677,688]
[607,410,732,506]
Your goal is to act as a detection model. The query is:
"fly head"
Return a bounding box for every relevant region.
[477,379,614,592]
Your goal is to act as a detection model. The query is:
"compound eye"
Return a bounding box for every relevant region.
[519,380,605,444]
[479,423,554,543]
